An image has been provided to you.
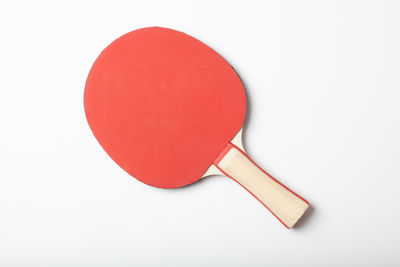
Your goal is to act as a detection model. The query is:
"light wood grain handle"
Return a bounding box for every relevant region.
[214,143,309,228]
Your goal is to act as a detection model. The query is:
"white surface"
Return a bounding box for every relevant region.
[1,0,400,266]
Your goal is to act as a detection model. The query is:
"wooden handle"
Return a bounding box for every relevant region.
[213,143,309,228]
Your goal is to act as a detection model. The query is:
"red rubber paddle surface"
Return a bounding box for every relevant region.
[84,27,246,188]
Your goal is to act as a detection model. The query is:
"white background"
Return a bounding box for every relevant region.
[1,0,400,266]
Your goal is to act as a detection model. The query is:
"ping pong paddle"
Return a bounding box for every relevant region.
[84,27,309,228]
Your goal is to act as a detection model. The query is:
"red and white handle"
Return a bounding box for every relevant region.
[213,143,309,228]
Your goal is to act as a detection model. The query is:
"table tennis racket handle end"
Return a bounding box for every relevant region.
[213,143,309,228]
